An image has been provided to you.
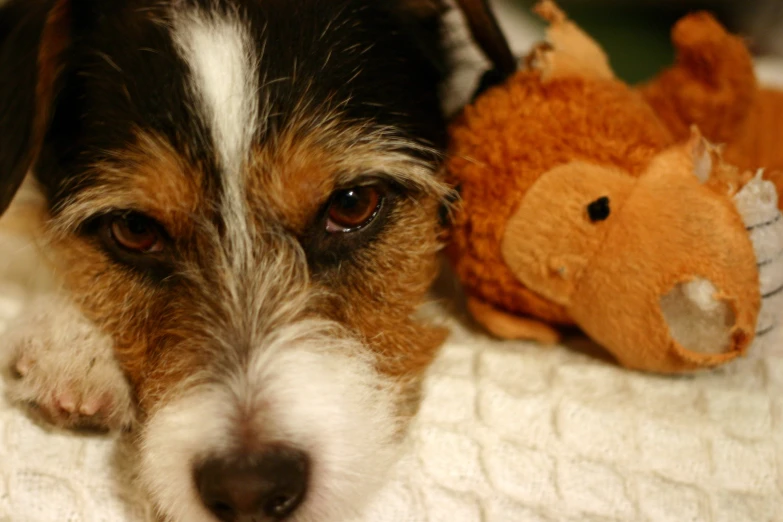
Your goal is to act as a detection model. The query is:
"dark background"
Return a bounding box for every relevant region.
[509,0,782,83]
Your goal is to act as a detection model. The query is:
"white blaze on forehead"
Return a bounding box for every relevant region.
[172,6,259,258]
[172,7,259,173]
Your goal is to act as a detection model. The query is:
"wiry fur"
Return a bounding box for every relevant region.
[0,178,134,429]
[2,293,135,430]
[172,4,259,265]
[0,0,454,520]
[141,320,400,522]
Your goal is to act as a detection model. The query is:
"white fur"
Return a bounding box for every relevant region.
[1,293,134,429]
[139,320,400,522]
[172,5,259,262]
[0,180,133,429]
[172,7,258,176]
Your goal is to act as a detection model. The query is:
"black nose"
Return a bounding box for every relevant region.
[194,446,310,522]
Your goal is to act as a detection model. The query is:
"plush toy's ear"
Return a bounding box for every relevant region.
[453,0,517,81]
[0,0,71,216]
[689,128,713,184]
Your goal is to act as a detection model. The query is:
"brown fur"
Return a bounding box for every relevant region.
[44,123,447,416]
[66,132,206,236]
[247,135,339,233]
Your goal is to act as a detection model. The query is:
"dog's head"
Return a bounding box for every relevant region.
[0,0,456,520]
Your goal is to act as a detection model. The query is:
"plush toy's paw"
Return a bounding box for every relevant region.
[467,297,561,344]
[2,296,134,432]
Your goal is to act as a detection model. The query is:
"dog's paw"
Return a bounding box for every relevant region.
[2,296,134,432]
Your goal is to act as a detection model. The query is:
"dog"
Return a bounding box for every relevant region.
[0,0,497,520]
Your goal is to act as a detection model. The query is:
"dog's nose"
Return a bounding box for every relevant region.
[194,446,309,522]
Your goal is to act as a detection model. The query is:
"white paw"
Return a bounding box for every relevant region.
[2,295,134,431]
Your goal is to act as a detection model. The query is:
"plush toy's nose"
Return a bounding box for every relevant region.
[660,278,735,355]
[194,446,309,522]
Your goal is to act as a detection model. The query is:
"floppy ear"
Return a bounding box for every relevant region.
[0,0,71,216]
[399,0,446,18]
[453,0,516,79]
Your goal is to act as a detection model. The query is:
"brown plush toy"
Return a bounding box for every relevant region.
[447,0,783,373]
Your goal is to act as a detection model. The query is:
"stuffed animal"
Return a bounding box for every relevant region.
[446,0,783,373]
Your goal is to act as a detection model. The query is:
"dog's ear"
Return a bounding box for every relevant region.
[453,0,517,81]
[0,0,72,216]
[399,0,445,18]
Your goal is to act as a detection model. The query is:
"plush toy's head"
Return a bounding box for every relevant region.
[501,133,771,371]
[446,5,672,328]
[447,0,783,372]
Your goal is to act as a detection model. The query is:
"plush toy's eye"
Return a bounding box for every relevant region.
[587,196,611,222]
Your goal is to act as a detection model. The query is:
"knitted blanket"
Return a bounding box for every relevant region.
[2,3,783,521]
[2,276,783,522]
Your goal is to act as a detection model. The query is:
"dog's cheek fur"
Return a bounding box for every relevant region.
[41,223,196,405]
[320,194,448,413]
[42,236,159,379]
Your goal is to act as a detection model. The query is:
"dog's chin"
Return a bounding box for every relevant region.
[138,319,403,522]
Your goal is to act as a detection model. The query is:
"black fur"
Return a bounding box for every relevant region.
[0,0,449,219]
[0,0,56,214]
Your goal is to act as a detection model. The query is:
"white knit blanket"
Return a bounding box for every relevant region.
[2,277,783,522]
[3,3,783,521]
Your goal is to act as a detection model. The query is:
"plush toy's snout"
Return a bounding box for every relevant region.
[501,141,762,372]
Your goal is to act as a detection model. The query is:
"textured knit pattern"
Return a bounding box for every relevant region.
[3,5,783,521]
[1,278,782,522]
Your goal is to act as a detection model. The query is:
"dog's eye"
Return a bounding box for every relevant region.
[107,212,165,253]
[326,186,383,233]
[302,183,397,268]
